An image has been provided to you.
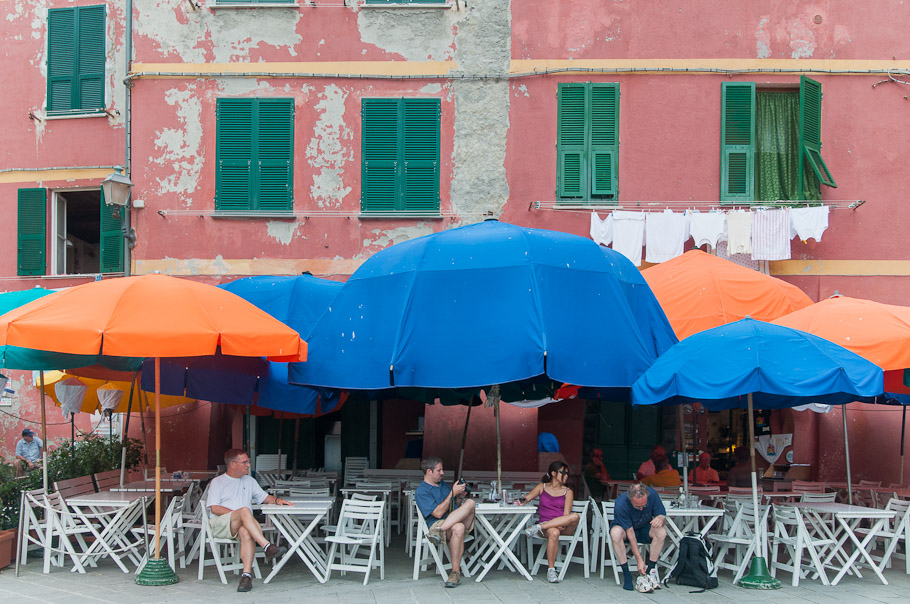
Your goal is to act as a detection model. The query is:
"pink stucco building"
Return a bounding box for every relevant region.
[1,1,909,485]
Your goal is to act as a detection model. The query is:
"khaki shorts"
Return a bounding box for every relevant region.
[210,512,238,539]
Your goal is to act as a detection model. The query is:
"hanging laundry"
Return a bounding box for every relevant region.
[611,210,646,267]
[752,208,791,261]
[790,205,829,243]
[645,210,689,263]
[725,210,753,255]
[589,211,613,246]
[716,241,762,270]
[686,210,727,249]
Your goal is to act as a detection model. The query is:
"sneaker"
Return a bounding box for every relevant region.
[263,542,287,562]
[634,575,655,593]
[547,567,559,583]
[444,570,461,588]
[237,573,253,592]
[648,567,662,589]
[427,523,446,545]
[524,523,544,538]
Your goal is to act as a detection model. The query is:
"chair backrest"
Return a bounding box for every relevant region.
[727,486,762,495]
[288,487,331,497]
[800,492,836,503]
[601,501,616,524]
[335,498,385,538]
[791,481,825,493]
[859,480,882,487]
[344,457,370,486]
[93,469,121,491]
[688,485,721,492]
[615,483,631,496]
[255,454,287,472]
[53,475,97,500]
[350,492,379,502]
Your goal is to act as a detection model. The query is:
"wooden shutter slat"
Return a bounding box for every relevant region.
[362,99,400,213]
[47,9,75,111]
[17,189,47,276]
[590,84,619,196]
[257,99,294,211]
[720,82,755,202]
[76,5,105,111]
[402,99,440,213]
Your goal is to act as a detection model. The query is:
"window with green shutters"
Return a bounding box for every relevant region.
[47,5,106,114]
[216,98,294,213]
[556,83,619,203]
[361,98,440,215]
[720,77,836,203]
[17,189,47,276]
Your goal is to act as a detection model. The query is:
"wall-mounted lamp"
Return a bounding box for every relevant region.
[101,169,134,207]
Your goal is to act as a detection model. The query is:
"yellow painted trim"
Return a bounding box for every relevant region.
[770,260,910,277]
[134,258,365,277]
[510,59,910,74]
[131,61,458,77]
[0,169,113,185]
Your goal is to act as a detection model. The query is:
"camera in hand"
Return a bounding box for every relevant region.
[456,478,472,495]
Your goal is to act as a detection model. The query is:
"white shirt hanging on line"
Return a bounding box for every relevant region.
[589,211,614,246]
[790,205,829,243]
[645,210,689,263]
[725,210,753,255]
[751,208,791,261]
[611,211,646,267]
[685,210,727,249]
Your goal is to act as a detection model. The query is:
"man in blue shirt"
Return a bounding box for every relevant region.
[15,428,43,477]
[609,483,667,591]
[414,456,475,588]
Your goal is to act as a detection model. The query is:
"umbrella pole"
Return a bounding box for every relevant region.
[39,370,48,491]
[292,417,300,477]
[70,415,75,475]
[901,405,906,486]
[738,392,780,590]
[136,357,178,585]
[494,390,502,494]
[679,406,688,498]
[457,403,472,479]
[139,392,150,468]
[120,371,138,488]
[843,406,853,505]
[277,416,283,476]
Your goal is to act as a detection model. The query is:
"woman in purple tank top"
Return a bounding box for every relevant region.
[518,461,579,582]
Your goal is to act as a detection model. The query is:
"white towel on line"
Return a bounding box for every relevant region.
[645,210,689,263]
[611,211,646,267]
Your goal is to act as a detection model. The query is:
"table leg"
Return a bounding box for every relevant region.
[472,514,533,583]
[264,511,330,584]
[831,516,889,585]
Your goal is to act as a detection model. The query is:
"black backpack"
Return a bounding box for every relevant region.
[665,531,718,592]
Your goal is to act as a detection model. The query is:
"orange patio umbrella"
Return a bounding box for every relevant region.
[642,249,813,339]
[0,274,307,584]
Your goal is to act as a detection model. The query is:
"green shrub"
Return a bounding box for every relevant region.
[0,435,143,530]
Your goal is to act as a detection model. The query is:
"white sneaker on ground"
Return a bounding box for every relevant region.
[547,567,559,583]
[634,575,655,593]
[648,568,662,589]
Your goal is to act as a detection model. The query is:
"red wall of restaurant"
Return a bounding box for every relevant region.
[423,403,539,474]
[538,401,586,474]
[380,399,426,468]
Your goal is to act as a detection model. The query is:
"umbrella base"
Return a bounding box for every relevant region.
[737,557,781,590]
[136,558,179,586]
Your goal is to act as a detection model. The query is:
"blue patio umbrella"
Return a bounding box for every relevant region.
[632,318,883,588]
[290,220,677,390]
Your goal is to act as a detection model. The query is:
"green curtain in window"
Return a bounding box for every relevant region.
[756,91,820,201]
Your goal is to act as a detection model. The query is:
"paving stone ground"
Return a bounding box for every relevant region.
[2,533,908,604]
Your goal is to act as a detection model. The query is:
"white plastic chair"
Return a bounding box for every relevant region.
[411,506,473,580]
[197,502,262,584]
[325,498,385,585]
[528,500,589,580]
[770,504,835,586]
[599,501,621,584]
[856,497,910,574]
[709,502,770,584]
[133,495,186,571]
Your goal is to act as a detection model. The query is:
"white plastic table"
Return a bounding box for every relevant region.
[660,504,725,566]
[110,480,194,492]
[259,499,334,584]
[792,502,896,585]
[469,503,537,582]
[66,491,149,573]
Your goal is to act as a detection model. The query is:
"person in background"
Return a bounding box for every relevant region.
[521,461,580,583]
[609,483,667,591]
[688,452,720,484]
[641,455,681,488]
[206,449,291,592]
[15,428,43,477]
[415,456,475,588]
[636,445,665,480]
[725,446,767,487]
[583,448,610,500]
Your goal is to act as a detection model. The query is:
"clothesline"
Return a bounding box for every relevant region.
[531,199,865,213]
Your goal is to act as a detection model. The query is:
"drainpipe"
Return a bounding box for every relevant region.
[123,0,133,276]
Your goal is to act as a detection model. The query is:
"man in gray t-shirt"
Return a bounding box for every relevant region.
[207,449,291,592]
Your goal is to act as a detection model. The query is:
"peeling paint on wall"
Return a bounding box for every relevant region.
[306,84,353,210]
[151,85,204,201]
[362,224,435,251]
[756,16,772,58]
[788,19,817,58]
[356,6,463,61]
[267,220,298,246]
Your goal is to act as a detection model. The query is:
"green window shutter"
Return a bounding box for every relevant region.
[47,9,75,112]
[557,84,586,199]
[799,76,836,194]
[17,189,47,276]
[589,83,619,196]
[402,98,440,213]
[257,99,294,212]
[361,99,400,213]
[99,188,123,273]
[216,99,254,211]
[76,6,105,111]
[720,82,756,202]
